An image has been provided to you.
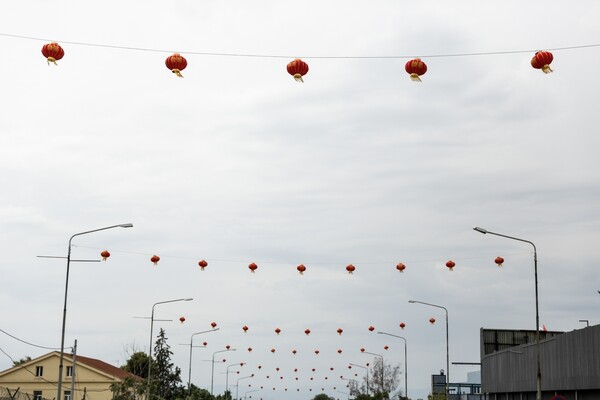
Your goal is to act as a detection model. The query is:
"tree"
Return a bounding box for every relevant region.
[110,376,146,400]
[349,358,402,400]
[12,356,32,366]
[152,328,184,400]
[312,394,335,400]
[122,352,150,379]
[182,384,213,400]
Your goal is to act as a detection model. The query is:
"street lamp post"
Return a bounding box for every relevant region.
[235,375,254,400]
[187,329,219,393]
[362,351,384,398]
[473,226,541,400]
[378,332,408,400]
[409,300,449,399]
[348,364,369,396]
[226,362,244,396]
[56,223,133,400]
[243,389,259,400]
[211,349,236,395]
[147,298,193,400]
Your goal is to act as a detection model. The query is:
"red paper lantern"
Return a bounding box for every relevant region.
[275,328,281,335]
[384,345,389,350]
[429,317,436,324]
[100,250,110,261]
[311,368,316,372]
[226,345,231,350]
[405,58,427,82]
[165,53,187,78]
[179,316,186,324]
[211,322,217,328]
[287,58,309,82]
[337,349,342,354]
[346,264,356,274]
[41,42,64,65]
[304,329,311,335]
[297,264,306,275]
[242,325,249,333]
[292,349,297,354]
[337,328,343,335]
[276,367,280,371]
[258,365,262,369]
[248,262,258,273]
[446,260,456,271]
[399,322,406,329]
[495,256,504,267]
[360,348,365,352]
[315,350,320,355]
[198,260,208,270]
[531,51,554,73]
[368,326,375,332]
[396,263,406,273]
[248,347,252,352]
[203,341,208,346]
[271,348,276,353]
[294,368,298,372]
[150,255,160,266]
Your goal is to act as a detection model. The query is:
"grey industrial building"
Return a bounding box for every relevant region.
[480,324,600,399]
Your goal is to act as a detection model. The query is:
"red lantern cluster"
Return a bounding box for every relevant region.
[165,53,188,77]
[150,255,160,266]
[41,42,64,65]
[297,264,306,275]
[446,260,456,271]
[287,58,309,82]
[405,58,427,82]
[100,250,110,261]
[495,256,504,267]
[198,260,208,270]
[396,262,406,273]
[531,51,554,73]
[248,262,258,273]
[346,264,356,274]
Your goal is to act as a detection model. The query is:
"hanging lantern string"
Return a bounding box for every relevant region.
[72,244,531,266]
[2,32,600,59]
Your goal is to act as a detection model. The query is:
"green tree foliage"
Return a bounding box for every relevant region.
[110,376,146,400]
[312,394,335,400]
[182,384,212,400]
[121,352,150,379]
[12,356,32,366]
[349,358,402,399]
[151,328,184,400]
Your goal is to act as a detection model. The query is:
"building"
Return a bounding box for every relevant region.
[0,351,138,400]
[480,324,600,400]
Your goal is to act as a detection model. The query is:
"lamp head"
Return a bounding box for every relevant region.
[408,300,416,303]
[119,223,134,228]
[184,298,193,301]
[473,227,487,234]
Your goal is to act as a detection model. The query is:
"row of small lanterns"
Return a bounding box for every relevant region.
[41,42,555,81]
[101,250,505,272]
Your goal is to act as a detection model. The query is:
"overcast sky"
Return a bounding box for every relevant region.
[1,1,599,399]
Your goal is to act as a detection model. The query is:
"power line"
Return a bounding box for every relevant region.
[0,329,65,351]
[1,32,599,59]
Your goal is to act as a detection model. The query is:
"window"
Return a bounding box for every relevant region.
[35,366,43,377]
[64,391,71,400]
[66,366,73,377]
[33,391,42,400]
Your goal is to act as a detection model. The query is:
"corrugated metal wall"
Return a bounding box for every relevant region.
[480,324,600,393]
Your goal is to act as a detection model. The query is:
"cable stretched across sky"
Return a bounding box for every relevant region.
[1,32,600,59]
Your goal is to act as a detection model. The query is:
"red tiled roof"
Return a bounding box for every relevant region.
[68,354,138,380]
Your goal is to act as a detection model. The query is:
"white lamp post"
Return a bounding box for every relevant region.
[377,331,408,400]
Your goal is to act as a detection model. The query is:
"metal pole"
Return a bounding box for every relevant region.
[377,332,408,400]
[188,329,219,394]
[56,223,133,400]
[349,364,369,396]
[235,376,253,400]
[408,300,449,399]
[473,227,541,400]
[226,362,243,396]
[362,352,384,396]
[147,298,193,400]
[211,349,236,395]
[69,340,77,400]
